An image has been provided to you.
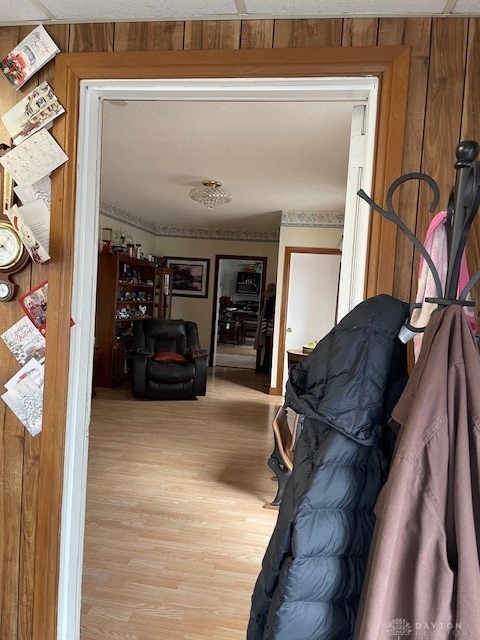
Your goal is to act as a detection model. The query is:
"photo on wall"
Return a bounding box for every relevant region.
[165,257,210,298]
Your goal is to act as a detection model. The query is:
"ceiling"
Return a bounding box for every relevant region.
[100,100,354,231]
[0,0,478,24]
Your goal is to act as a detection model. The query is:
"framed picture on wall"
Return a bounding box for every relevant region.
[165,257,210,298]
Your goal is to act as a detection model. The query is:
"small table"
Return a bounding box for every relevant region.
[287,348,310,370]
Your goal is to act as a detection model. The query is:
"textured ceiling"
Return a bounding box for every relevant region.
[245,0,451,15]
[100,100,354,231]
[452,0,480,11]
[0,0,476,24]
[39,0,237,22]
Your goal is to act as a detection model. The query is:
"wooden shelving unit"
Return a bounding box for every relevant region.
[94,254,173,387]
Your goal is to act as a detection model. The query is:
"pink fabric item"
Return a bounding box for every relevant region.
[411,210,476,360]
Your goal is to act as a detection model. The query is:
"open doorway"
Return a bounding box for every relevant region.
[80,84,374,638]
[277,247,342,392]
[53,70,390,640]
[211,255,268,372]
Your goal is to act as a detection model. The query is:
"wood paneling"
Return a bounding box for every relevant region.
[462,19,480,308]
[0,27,21,144]
[184,20,241,50]
[414,18,468,301]
[342,18,378,46]
[0,26,35,640]
[39,25,70,86]
[273,18,342,48]
[68,23,114,52]
[38,43,406,634]
[0,17,477,640]
[113,21,184,51]
[365,48,410,297]
[240,19,274,49]
[378,18,432,302]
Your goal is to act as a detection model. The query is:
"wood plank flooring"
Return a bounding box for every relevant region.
[81,369,280,639]
[215,339,257,369]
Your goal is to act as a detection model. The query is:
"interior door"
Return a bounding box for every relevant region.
[283,250,341,388]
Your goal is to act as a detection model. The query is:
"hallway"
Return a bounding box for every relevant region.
[81,369,280,639]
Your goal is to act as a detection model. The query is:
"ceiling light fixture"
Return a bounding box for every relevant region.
[189,180,232,209]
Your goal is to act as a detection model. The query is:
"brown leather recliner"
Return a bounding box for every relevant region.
[131,319,208,399]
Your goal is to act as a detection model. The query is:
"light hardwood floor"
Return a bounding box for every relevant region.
[81,369,280,640]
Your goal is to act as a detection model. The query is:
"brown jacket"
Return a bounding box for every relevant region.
[354,306,480,640]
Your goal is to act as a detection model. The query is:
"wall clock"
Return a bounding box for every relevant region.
[0,220,30,301]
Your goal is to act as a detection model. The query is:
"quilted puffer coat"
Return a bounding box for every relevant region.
[247,295,409,640]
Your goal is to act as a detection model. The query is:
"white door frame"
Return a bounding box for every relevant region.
[59,76,378,639]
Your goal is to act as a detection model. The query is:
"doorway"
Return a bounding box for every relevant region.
[211,255,267,371]
[277,247,342,392]
[61,76,379,639]
[33,47,410,640]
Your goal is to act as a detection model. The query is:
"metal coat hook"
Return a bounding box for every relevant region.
[358,141,480,313]
[358,171,443,300]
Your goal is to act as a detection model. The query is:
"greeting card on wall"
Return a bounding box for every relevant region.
[1,82,65,145]
[14,176,51,208]
[1,316,45,365]
[7,201,51,264]
[2,359,44,436]
[0,128,68,187]
[18,280,48,334]
[18,280,74,335]
[0,25,60,90]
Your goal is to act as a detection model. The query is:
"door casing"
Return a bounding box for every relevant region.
[34,46,409,640]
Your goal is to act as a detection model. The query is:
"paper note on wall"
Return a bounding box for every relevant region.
[0,128,68,187]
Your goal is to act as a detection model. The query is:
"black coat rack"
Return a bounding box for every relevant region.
[358,141,480,320]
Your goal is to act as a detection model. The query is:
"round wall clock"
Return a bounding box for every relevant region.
[0,221,30,302]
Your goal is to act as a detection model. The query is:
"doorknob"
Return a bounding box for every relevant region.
[287,327,293,333]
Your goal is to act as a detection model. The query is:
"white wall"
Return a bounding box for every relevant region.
[99,213,157,256]
[155,236,279,350]
[270,226,343,390]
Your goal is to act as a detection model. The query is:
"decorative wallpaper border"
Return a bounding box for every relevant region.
[281,210,345,227]
[100,201,279,242]
[155,225,279,242]
[99,202,344,242]
[100,201,158,234]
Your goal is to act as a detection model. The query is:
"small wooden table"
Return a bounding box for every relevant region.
[287,348,310,370]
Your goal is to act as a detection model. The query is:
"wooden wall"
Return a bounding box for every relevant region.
[0,17,478,639]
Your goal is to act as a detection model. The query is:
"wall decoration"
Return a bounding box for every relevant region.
[281,210,345,227]
[14,175,51,208]
[7,200,51,264]
[1,358,44,436]
[0,128,68,187]
[1,81,65,145]
[0,25,60,90]
[19,280,48,334]
[0,220,31,302]
[100,200,280,242]
[1,316,45,365]
[0,143,14,212]
[165,257,210,298]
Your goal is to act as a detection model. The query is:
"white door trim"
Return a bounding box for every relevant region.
[58,76,378,640]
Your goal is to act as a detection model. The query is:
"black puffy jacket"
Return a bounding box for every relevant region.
[247,295,409,640]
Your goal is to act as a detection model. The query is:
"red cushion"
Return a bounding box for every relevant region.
[151,352,187,363]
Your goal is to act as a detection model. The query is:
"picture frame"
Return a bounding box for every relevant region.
[165,257,210,298]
